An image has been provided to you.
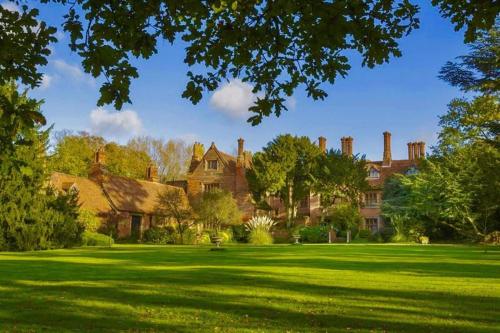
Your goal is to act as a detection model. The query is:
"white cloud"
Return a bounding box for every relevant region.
[210,79,258,119]
[39,74,53,90]
[90,108,142,140]
[1,1,20,12]
[53,59,95,86]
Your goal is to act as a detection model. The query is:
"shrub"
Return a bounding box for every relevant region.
[143,226,173,244]
[174,228,199,245]
[369,232,384,243]
[484,231,500,245]
[199,232,212,245]
[0,232,6,251]
[218,229,233,243]
[419,236,430,244]
[231,224,248,243]
[82,231,114,246]
[358,229,371,239]
[249,228,273,245]
[299,226,328,243]
[78,209,101,232]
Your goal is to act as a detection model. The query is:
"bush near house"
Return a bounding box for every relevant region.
[249,229,273,245]
[299,226,329,243]
[82,231,114,247]
[142,226,174,245]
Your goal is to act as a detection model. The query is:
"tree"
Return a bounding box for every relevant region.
[327,203,363,235]
[312,149,369,211]
[0,84,82,251]
[104,142,152,180]
[247,134,321,227]
[438,24,499,94]
[0,82,46,172]
[192,189,241,234]
[49,131,105,176]
[2,1,497,124]
[156,188,195,244]
[127,136,192,182]
[49,132,153,179]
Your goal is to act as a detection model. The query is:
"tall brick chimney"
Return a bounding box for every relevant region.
[89,147,107,182]
[192,142,205,162]
[94,147,106,165]
[345,136,353,156]
[341,137,346,155]
[238,138,244,157]
[418,141,426,159]
[318,136,327,153]
[407,142,413,160]
[412,142,419,159]
[382,131,392,166]
[146,163,159,182]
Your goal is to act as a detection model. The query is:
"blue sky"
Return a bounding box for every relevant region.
[6,1,469,160]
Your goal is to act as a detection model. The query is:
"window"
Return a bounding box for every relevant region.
[365,192,379,207]
[365,218,378,232]
[368,167,380,178]
[207,160,218,170]
[204,183,220,192]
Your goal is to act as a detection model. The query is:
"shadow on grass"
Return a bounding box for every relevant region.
[0,245,499,332]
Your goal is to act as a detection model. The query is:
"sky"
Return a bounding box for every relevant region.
[3,1,470,160]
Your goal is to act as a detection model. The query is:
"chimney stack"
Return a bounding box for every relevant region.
[237,138,244,157]
[318,136,327,153]
[146,164,159,182]
[94,147,106,165]
[419,142,426,159]
[342,136,353,156]
[383,131,392,166]
[192,142,205,162]
[407,142,413,160]
[412,142,418,159]
[341,137,346,155]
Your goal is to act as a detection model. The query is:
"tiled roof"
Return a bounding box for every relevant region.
[366,159,417,188]
[50,172,113,214]
[102,175,182,214]
[50,172,184,215]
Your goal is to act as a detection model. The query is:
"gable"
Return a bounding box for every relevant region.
[191,145,236,175]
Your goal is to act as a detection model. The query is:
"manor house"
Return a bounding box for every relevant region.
[181,132,425,232]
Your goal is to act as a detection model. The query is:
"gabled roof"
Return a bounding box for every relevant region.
[366,159,417,188]
[50,172,113,214]
[189,143,238,174]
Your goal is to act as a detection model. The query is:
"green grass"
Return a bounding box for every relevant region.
[0,244,499,332]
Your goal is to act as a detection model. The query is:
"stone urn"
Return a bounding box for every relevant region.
[210,235,223,248]
[292,234,301,245]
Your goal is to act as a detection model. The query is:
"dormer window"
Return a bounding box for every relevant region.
[207,160,218,170]
[368,167,380,179]
[406,166,418,175]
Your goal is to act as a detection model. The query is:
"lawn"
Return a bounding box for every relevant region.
[0,244,499,333]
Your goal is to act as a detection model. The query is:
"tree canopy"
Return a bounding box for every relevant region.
[1,1,497,124]
[312,149,368,208]
[247,134,321,226]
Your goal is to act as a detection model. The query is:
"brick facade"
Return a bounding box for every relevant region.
[185,133,424,230]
